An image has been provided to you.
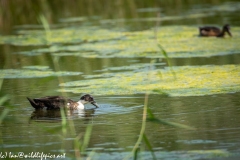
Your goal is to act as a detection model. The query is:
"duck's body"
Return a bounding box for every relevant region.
[199,24,232,37]
[27,94,99,110]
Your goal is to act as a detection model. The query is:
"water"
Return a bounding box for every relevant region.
[1,0,240,159]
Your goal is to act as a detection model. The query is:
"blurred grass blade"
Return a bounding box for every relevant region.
[143,133,157,160]
[0,95,9,105]
[147,107,195,130]
[39,13,51,33]
[39,14,51,43]
[147,108,155,119]
[74,133,82,159]
[0,78,4,91]
[0,95,10,124]
[157,43,176,78]
[60,108,67,135]
[133,147,140,160]
[148,117,195,130]
[124,93,149,160]
[0,108,9,124]
[81,124,93,152]
[157,43,169,62]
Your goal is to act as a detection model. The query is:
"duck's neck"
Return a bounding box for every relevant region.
[219,27,229,37]
[76,100,85,110]
[218,30,225,37]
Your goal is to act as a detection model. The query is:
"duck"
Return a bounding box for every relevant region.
[199,24,232,37]
[27,94,99,110]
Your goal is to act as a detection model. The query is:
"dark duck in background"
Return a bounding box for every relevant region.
[199,24,232,37]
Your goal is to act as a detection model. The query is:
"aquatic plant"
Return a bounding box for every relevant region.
[126,93,157,160]
[0,68,82,79]
[0,95,9,125]
[0,78,10,125]
[58,64,240,96]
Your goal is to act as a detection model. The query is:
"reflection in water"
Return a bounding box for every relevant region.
[28,101,142,121]
[30,108,96,121]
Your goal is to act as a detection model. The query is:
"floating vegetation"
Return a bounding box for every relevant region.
[59,64,240,96]
[0,26,123,46]
[188,150,230,158]
[1,26,239,58]
[22,65,50,71]
[0,67,82,79]
[94,63,165,73]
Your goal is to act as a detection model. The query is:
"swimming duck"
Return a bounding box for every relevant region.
[199,24,232,37]
[27,94,99,110]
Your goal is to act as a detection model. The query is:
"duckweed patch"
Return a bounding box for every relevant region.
[0,26,123,46]
[1,26,240,58]
[59,64,240,96]
[0,67,82,79]
[188,150,230,158]
[22,65,50,71]
[94,63,165,73]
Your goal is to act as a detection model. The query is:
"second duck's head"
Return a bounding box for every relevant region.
[223,24,232,37]
[80,94,99,108]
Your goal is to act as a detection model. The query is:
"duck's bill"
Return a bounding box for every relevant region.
[91,102,99,108]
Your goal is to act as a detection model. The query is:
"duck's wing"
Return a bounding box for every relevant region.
[28,96,67,110]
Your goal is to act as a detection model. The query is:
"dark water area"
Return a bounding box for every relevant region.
[1,0,240,34]
[1,0,240,160]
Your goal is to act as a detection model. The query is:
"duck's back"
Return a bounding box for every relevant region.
[199,26,221,36]
[28,96,67,110]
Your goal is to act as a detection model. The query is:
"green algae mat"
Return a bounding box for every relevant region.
[1,26,240,58]
[1,64,239,97]
[0,66,81,78]
[58,64,240,96]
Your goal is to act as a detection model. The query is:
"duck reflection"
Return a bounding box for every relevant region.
[30,108,96,121]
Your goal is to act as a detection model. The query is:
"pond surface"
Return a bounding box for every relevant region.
[1,0,240,159]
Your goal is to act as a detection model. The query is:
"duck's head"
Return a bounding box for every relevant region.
[223,24,232,37]
[80,94,99,108]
